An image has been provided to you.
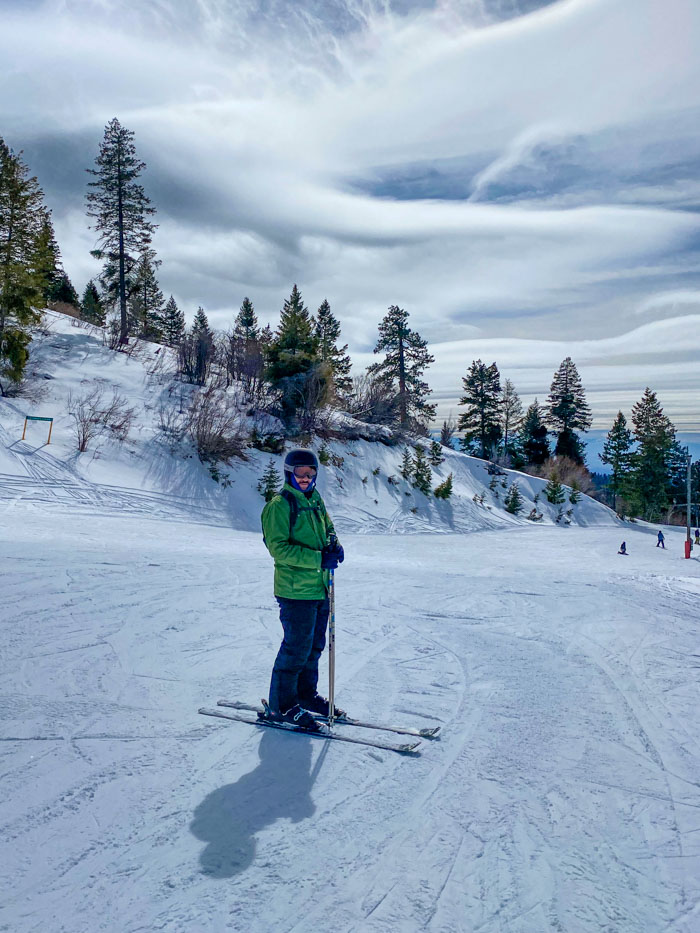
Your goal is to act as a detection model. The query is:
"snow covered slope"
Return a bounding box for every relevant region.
[2,504,699,932]
[0,311,616,535]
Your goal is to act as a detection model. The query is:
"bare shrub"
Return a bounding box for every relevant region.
[156,400,186,445]
[346,373,397,426]
[48,300,80,320]
[185,386,247,464]
[67,385,135,451]
[531,456,595,495]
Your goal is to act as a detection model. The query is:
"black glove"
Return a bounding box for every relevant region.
[321,541,344,570]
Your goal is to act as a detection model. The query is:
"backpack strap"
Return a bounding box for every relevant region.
[280,488,299,539]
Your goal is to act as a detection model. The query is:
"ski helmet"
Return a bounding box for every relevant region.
[283,448,319,490]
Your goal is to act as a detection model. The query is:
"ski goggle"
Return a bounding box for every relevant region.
[292,466,317,479]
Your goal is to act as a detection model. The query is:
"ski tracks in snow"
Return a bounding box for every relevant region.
[3,516,700,931]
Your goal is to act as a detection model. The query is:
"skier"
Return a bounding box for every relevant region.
[618,541,627,555]
[261,449,345,732]
[695,529,699,547]
[656,530,665,549]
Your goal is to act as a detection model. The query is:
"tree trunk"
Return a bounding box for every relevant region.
[398,332,407,426]
[117,146,127,346]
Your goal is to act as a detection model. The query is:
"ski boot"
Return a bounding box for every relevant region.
[300,694,346,720]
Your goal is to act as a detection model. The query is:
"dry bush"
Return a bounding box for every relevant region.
[346,373,397,426]
[531,456,595,495]
[67,385,135,451]
[48,300,80,319]
[185,386,247,464]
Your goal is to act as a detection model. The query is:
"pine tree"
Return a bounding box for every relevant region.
[546,357,591,464]
[257,458,281,502]
[234,297,259,342]
[500,378,523,460]
[504,482,524,514]
[315,299,352,400]
[31,209,62,304]
[86,118,156,345]
[545,470,566,505]
[400,446,413,479]
[569,479,582,505]
[520,400,550,465]
[458,360,502,459]
[229,297,264,399]
[368,305,436,432]
[0,139,46,394]
[161,295,185,346]
[411,444,432,494]
[128,250,164,341]
[81,280,106,326]
[434,472,453,499]
[599,411,633,511]
[265,285,328,426]
[440,415,456,448]
[628,388,677,521]
[429,439,445,466]
[30,210,78,308]
[179,307,215,385]
[50,273,80,306]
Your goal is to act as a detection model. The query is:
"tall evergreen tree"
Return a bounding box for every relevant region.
[546,357,591,464]
[599,411,634,511]
[86,118,156,345]
[315,299,352,400]
[234,297,259,342]
[500,378,523,459]
[0,139,45,394]
[265,285,328,425]
[628,388,677,521]
[179,307,215,385]
[31,209,62,304]
[161,295,185,347]
[81,280,106,326]
[458,360,502,459]
[226,297,264,398]
[50,273,80,306]
[368,305,435,433]
[128,250,164,341]
[520,400,550,465]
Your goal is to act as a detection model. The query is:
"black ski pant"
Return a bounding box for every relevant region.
[268,596,329,714]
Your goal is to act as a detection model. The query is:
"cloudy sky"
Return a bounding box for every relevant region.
[2,0,700,431]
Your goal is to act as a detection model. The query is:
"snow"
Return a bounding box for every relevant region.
[2,312,700,932]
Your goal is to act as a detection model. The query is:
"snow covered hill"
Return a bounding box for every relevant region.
[0,311,616,535]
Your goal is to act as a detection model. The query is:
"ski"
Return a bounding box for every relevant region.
[217,699,441,739]
[198,707,421,754]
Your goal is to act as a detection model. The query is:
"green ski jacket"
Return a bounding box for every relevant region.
[261,483,337,599]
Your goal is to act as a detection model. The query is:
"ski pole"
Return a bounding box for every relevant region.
[328,566,336,731]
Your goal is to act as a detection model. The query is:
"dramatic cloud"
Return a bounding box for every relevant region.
[2,0,699,427]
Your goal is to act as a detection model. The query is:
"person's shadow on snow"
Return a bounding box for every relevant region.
[190,730,320,878]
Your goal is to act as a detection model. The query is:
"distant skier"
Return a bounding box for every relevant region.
[695,529,699,547]
[618,541,627,555]
[656,530,665,549]
[261,449,345,732]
